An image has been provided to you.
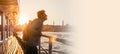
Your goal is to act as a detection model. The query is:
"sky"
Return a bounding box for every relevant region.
[19,0,71,25]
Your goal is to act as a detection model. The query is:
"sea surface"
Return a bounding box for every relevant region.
[18,32,71,54]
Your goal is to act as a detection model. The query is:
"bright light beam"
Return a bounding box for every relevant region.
[18,14,29,25]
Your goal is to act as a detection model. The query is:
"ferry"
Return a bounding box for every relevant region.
[0,0,56,54]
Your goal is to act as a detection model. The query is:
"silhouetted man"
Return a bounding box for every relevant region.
[13,10,47,54]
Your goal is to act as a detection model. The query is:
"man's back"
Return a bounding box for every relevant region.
[23,18,43,46]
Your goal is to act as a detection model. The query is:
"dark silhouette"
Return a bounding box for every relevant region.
[13,10,47,54]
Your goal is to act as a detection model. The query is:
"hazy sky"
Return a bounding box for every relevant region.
[19,0,70,25]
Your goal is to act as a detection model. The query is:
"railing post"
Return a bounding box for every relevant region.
[49,38,52,54]
[38,36,41,54]
[1,12,5,40]
[9,20,11,36]
[1,12,5,54]
[6,16,9,38]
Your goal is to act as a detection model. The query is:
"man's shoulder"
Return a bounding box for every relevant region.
[32,18,42,23]
[28,18,43,27]
[33,18,40,20]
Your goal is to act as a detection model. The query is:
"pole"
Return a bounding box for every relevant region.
[38,36,41,54]
[1,12,5,40]
[6,16,9,38]
[49,38,52,54]
[1,12,5,54]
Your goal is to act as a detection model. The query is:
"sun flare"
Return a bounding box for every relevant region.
[18,14,29,25]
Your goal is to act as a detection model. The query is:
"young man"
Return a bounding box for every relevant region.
[13,10,47,54]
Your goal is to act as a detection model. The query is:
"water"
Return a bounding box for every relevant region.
[18,32,71,54]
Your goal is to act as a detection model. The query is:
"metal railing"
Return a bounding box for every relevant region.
[39,35,56,54]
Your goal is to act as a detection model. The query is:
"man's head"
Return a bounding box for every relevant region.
[37,10,47,21]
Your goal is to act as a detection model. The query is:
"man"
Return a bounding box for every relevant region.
[13,10,47,54]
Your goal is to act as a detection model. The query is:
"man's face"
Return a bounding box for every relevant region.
[38,10,47,21]
[43,13,47,20]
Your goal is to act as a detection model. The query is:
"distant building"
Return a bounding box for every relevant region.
[0,24,71,32]
[42,24,71,32]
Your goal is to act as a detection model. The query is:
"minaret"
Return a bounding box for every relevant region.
[53,21,54,32]
[62,20,64,26]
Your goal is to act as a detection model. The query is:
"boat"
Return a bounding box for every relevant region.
[0,0,54,54]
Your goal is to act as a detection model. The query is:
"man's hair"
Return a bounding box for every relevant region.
[37,10,47,20]
[37,10,45,16]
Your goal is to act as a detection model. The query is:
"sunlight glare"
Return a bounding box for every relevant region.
[19,14,29,25]
[51,35,57,42]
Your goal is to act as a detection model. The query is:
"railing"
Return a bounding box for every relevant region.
[0,41,4,54]
[0,34,56,54]
[39,35,56,54]
[0,36,18,54]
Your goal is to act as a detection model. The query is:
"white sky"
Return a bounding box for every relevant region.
[19,0,71,25]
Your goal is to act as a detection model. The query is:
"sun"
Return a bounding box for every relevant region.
[18,14,29,25]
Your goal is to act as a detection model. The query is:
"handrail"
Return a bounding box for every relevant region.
[41,46,48,54]
[39,35,56,54]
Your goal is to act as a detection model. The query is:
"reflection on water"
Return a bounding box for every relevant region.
[18,32,71,54]
[42,32,71,54]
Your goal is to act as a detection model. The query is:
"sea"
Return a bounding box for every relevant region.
[18,32,72,54]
